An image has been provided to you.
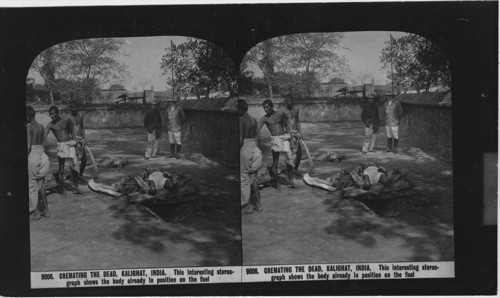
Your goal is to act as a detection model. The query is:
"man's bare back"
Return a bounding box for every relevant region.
[240,114,258,140]
[28,122,45,145]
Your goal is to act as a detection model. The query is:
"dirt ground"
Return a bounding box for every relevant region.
[30,128,241,271]
[242,121,454,265]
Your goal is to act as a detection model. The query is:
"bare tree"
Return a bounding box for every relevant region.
[30,44,65,105]
[242,33,349,98]
[244,39,282,98]
[380,34,450,93]
[63,38,129,84]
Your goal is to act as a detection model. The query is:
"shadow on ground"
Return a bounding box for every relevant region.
[243,122,453,265]
[30,128,240,271]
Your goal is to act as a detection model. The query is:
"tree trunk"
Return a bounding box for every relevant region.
[267,81,274,98]
[414,80,421,93]
[49,88,54,105]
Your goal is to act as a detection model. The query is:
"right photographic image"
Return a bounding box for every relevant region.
[239,31,453,268]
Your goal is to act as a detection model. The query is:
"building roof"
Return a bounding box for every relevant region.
[396,91,452,107]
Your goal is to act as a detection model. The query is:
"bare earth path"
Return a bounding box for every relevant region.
[243,122,453,265]
[30,128,241,271]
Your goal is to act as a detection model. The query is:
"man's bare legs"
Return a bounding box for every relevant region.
[286,163,297,188]
[294,143,302,174]
[251,173,262,211]
[271,151,281,192]
[59,157,81,194]
[79,150,87,178]
[57,157,65,183]
[39,182,50,217]
[71,168,81,194]
[56,157,67,196]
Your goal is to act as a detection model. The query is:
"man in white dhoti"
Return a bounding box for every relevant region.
[258,99,296,191]
[46,106,82,194]
[240,99,263,213]
[27,106,50,219]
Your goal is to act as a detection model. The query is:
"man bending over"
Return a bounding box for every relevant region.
[258,99,296,191]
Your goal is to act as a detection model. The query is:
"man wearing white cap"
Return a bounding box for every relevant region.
[166,97,186,159]
[383,94,404,154]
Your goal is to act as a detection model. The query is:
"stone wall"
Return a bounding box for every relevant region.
[33,98,239,166]
[34,104,154,128]
[243,93,452,162]
[245,97,365,123]
[33,93,451,163]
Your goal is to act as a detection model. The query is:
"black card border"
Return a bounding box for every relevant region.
[0,2,497,296]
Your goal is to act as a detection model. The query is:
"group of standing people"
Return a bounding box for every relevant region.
[239,96,303,213]
[27,101,88,219]
[27,97,186,220]
[240,92,404,213]
[143,98,186,160]
[361,92,404,154]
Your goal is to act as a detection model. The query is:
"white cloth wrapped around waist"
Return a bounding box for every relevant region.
[57,140,77,159]
[270,134,291,153]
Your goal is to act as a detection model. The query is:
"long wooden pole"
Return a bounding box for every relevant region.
[171,40,175,100]
[299,139,315,173]
[84,145,99,177]
[390,34,395,96]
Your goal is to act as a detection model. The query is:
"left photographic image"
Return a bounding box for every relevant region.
[27,36,241,287]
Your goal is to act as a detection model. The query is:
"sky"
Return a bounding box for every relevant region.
[28,31,411,91]
[243,31,408,85]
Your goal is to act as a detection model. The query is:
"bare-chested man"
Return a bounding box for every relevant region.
[68,101,87,179]
[283,96,303,176]
[258,99,296,191]
[239,99,263,213]
[46,106,81,194]
[27,106,50,219]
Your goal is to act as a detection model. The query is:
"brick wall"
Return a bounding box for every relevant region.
[397,92,452,162]
[180,97,239,167]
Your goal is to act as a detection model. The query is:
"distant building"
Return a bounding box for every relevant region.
[316,82,347,97]
[335,84,394,98]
